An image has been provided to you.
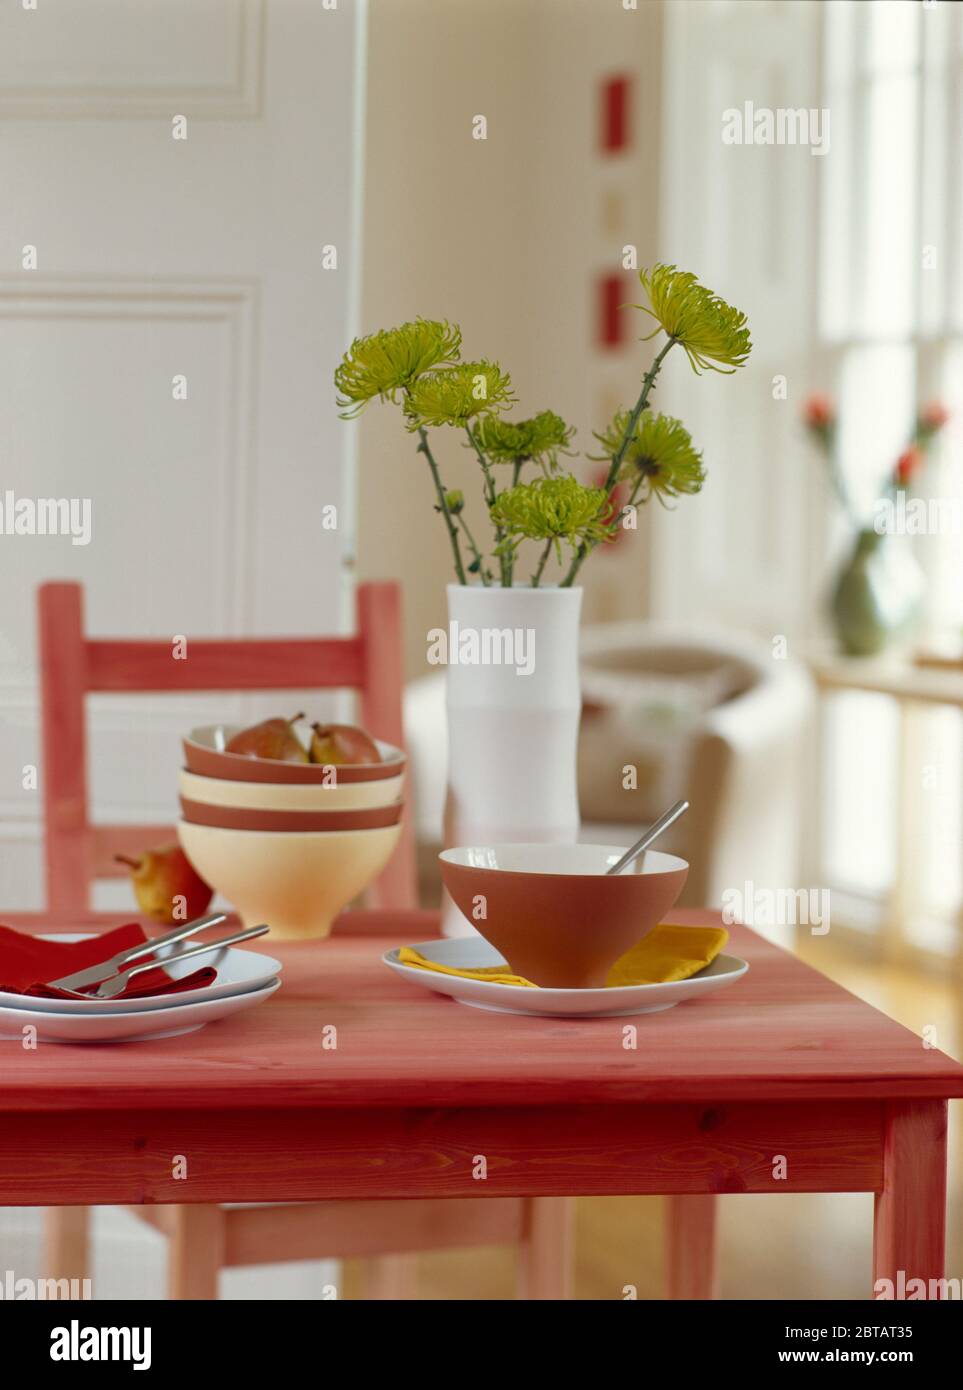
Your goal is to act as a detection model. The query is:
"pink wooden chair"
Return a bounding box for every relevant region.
[37,580,572,1300]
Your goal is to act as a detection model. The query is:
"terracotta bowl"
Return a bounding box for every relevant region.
[439,843,688,989]
[179,796,402,832]
[183,724,405,784]
[179,767,405,812]
[178,819,403,940]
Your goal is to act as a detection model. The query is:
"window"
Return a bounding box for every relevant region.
[818,0,962,952]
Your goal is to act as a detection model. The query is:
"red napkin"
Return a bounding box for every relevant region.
[0,922,216,1001]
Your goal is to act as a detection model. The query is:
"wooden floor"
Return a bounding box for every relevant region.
[343,938,963,1299]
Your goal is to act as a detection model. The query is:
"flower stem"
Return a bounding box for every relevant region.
[606,336,677,491]
[560,335,677,587]
[456,511,491,586]
[530,539,553,588]
[467,425,510,586]
[825,445,860,527]
[416,425,468,585]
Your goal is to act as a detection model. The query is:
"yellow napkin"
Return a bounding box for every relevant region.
[398,923,728,990]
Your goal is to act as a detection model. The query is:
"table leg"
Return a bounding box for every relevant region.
[872,1100,947,1299]
[43,1208,89,1285]
[517,1197,575,1300]
[363,1254,418,1299]
[169,1205,225,1300]
[664,1194,718,1299]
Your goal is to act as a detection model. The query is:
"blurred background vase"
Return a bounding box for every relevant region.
[831,528,924,657]
[442,582,583,936]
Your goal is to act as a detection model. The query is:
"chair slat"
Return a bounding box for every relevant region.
[38,582,91,914]
[87,638,365,692]
[357,583,417,908]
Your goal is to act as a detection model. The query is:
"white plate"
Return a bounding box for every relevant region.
[383,937,749,1018]
[0,934,282,1015]
[0,978,280,1043]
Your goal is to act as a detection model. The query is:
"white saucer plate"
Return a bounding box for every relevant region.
[0,978,280,1043]
[384,937,749,1018]
[0,934,282,1015]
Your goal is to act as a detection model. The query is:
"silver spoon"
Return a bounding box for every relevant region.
[605,799,689,876]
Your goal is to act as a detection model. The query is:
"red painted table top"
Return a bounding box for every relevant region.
[2,908,962,1113]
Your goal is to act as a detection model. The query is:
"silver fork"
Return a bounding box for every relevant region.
[50,924,270,1000]
[47,910,229,994]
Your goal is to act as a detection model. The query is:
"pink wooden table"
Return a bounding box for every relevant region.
[2,906,961,1298]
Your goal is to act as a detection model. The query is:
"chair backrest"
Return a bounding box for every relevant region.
[37,581,416,916]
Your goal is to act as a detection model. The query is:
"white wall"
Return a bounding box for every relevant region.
[357,0,665,677]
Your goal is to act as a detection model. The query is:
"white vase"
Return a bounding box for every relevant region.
[441,582,583,937]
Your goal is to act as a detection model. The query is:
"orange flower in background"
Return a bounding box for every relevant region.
[803,393,835,430]
[805,387,945,512]
[894,445,923,487]
[919,400,950,432]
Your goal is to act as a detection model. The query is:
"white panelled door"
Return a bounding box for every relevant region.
[0,0,365,906]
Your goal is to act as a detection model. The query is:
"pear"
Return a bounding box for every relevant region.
[309,722,381,766]
[225,712,308,762]
[115,844,213,925]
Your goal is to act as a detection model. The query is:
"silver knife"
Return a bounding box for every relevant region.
[80,924,270,999]
[47,911,228,993]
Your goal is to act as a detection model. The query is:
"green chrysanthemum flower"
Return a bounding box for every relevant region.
[635,264,751,374]
[472,410,575,470]
[335,318,462,416]
[490,476,615,557]
[593,409,705,502]
[403,361,515,430]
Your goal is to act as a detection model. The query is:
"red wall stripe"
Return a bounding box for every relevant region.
[597,273,625,348]
[600,75,632,153]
